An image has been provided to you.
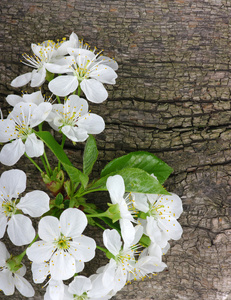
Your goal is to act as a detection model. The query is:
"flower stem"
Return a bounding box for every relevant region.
[25,154,43,173]
[96,245,108,254]
[78,85,81,96]
[86,212,107,218]
[40,156,50,176]
[58,134,67,171]
[43,150,52,175]
[56,96,61,104]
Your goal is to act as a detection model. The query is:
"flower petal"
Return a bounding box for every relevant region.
[0,169,26,198]
[0,139,25,166]
[0,216,7,239]
[14,274,35,297]
[17,190,50,217]
[38,216,60,242]
[61,125,88,142]
[31,262,49,283]
[0,269,15,295]
[70,235,96,262]
[50,251,76,280]
[6,95,22,107]
[48,75,78,97]
[11,72,32,87]
[77,113,105,135]
[120,219,135,248]
[7,215,35,246]
[25,133,44,157]
[0,241,10,265]
[103,229,122,256]
[80,79,108,103]
[68,276,92,296]
[59,208,87,238]
[106,175,125,204]
[90,64,117,84]
[23,90,45,105]
[0,119,17,143]
[30,102,52,127]
[26,241,55,264]
[31,68,46,87]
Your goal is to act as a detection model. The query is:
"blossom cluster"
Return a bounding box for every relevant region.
[0,33,183,299]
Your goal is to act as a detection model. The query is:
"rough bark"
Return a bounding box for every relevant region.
[0,0,231,299]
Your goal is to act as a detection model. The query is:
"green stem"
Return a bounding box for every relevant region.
[43,150,52,175]
[38,122,43,131]
[86,212,108,218]
[40,156,50,176]
[56,96,61,104]
[25,154,43,173]
[94,221,106,230]
[78,85,81,96]
[96,245,108,254]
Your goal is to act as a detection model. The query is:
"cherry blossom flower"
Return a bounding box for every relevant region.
[48,95,105,142]
[0,169,50,246]
[106,175,136,247]
[133,192,183,246]
[26,208,96,281]
[11,40,58,88]
[0,101,52,166]
[0,242,34,297]
[46,48,117,103]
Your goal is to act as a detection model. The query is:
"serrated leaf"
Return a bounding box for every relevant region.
[63,163,89,189]
[83,135,98,175]
[85,167,169,195]
[101,151,173,184]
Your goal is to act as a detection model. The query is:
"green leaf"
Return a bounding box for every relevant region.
[55,193,63,206]
[35,131,72,166]
[83,135,98,175]
[85,167,169,195]
[62,163,89,189]
[101,151,173,184]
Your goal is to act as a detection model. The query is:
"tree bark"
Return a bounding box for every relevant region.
[0,0,231,299]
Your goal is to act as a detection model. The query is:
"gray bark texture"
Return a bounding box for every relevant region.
[0,0,231,299]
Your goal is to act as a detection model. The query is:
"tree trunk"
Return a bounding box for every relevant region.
[0,0,231,299]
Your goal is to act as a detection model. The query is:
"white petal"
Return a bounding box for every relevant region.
[0,139,25,166]
[90,64,117,84]
[80,79,108,103]
[69,235,96,262]
[7,215,35,246]
[0,119,17,142]
[30,102,52,127]
[96,56,118,71]
[158,193,183,219]
[0,169,26,198]
[45,62,71,74]
[133,193,149,213]
[31,68,46,87]
[120,219,135,248]
[68,276,91,296]
[45,280,65,300]
[157,217,183,240]
[0,269,15,295]
[38,216,60,242]
[31,262,49,283]
[11,72,32,87]
[61,126,88,142]
[48,75,78,97]
[77,113,105,134]
[17,190,50,217]
[6,95,22,106]
[14,274,35,297]
[102,259,117,287]
[0,241,10,265]
[106,175,125,204]
[103,229,122,256]
[26,241,55,264]
[59,208,87,238]
[25,133,44,157]
[50,251,76,280]
[23,90,45,105]
[0,216,7,239]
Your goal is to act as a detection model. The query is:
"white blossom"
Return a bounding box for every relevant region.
[11,40,58,88]
[46,48,117,103]
[0,169,50,246]
[6,90,45,107]
[0,101,52,166]
[48,95,105,142]
[26,208,96,281]
[0,242,35,297]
